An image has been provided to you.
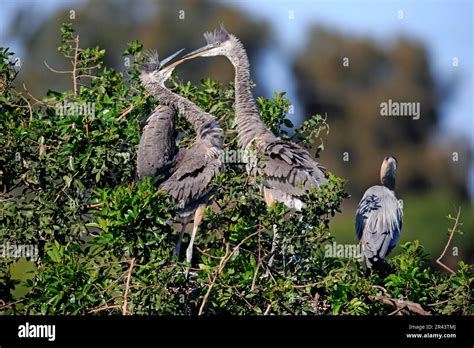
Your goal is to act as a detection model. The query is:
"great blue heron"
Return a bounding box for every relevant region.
[137,50,224,273]
[355,156,403,269]
[181,25,328,270]
[137,104,177,179]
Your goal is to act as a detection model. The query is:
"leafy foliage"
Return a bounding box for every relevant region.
[0,24,472,315]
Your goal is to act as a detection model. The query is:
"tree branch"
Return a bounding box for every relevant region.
[72,35,80,96]
[198,230,260,315]
[436,207,461,275]
[122,257,135,315]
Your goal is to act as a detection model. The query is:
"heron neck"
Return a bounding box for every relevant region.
[142,78,222,143]
[229,40,269,149]
[381,175,396,191]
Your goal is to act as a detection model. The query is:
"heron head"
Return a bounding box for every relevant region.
[138,48,185,86]
[380,156,398,190]
[182,24,233,60]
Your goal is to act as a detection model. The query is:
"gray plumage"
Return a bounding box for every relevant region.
[182,25,330,274]
[140,70,224,216]
[355,156,403,268]
[137,105,177,179]
[186,25,328,209]
[138,50,224,270]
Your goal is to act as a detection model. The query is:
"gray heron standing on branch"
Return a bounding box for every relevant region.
[181,25,328,270]
[355,156,403,269]
[137,50,224,274]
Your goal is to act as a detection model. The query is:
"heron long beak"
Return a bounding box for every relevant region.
[182,44,216,59]
[161,44,216,72]
[159,48,186,68]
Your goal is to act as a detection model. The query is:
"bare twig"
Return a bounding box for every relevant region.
[371,285,388,295]
[86,202,105,209]
[198,230,260,315]
[427,299,450,307]
[72,36,79,96]
[264,303,272,315]
[11,89,33,121]
[436,207,461,275]
[291,280,327,289]
[43,61,71,74]
[0,298,26,310]
[388,306,405,316]
[88,304,121,314]
[118,105,134,122]
[198,243,229,316]
[122,257,135,315]
[22,83,57,107]
[251,228,263,291]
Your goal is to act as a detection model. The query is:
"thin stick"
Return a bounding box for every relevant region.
[198,230,260,315]
[43,61,71,74]
[72,36,79,96]
[436,207,461,275]
[388,306,405,316]
[122,257,135,315]
[371,285,388,294]
[118,105,134,122]
[11,89,33,121]
[88,304,121,313]
[427,299,450,307]
[264,303,272,315]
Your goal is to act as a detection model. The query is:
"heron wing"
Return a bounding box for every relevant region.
[355,185,403,262]
[256,137,328,197]
[137,105,177,179]
[160,141,224,208]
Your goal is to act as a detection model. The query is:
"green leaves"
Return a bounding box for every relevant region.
[257,92,291,136]
[1,23,472,316]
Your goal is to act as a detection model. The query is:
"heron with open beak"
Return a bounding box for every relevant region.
[137,49,224,277]
[179,25,329,274]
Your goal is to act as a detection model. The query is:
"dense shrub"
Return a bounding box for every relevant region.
[0,24,472,315]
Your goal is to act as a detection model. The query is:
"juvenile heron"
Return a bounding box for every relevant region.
[355,156,403,269]
[137,50,224,273]
[181,25,328,269]
[137,104,177,179]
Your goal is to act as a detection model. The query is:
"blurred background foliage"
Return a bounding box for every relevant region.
[0,0,473,313]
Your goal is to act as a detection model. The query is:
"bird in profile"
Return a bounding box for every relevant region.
[137,104,177,179]
[137,49,224,275]
[355,156,403,270]
[180,25,328,270]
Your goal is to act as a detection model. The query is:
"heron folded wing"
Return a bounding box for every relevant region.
[260,139,328,196]
[160,141,224,208]
[137,105,177,179]
[355,186,403,261]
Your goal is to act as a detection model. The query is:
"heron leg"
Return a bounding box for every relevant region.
[264,224,279,277]
[262,187,278,278]
[173,223,187,258]
[185,204,206,277]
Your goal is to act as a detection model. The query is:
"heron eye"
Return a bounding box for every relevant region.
[216,41,221,45]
